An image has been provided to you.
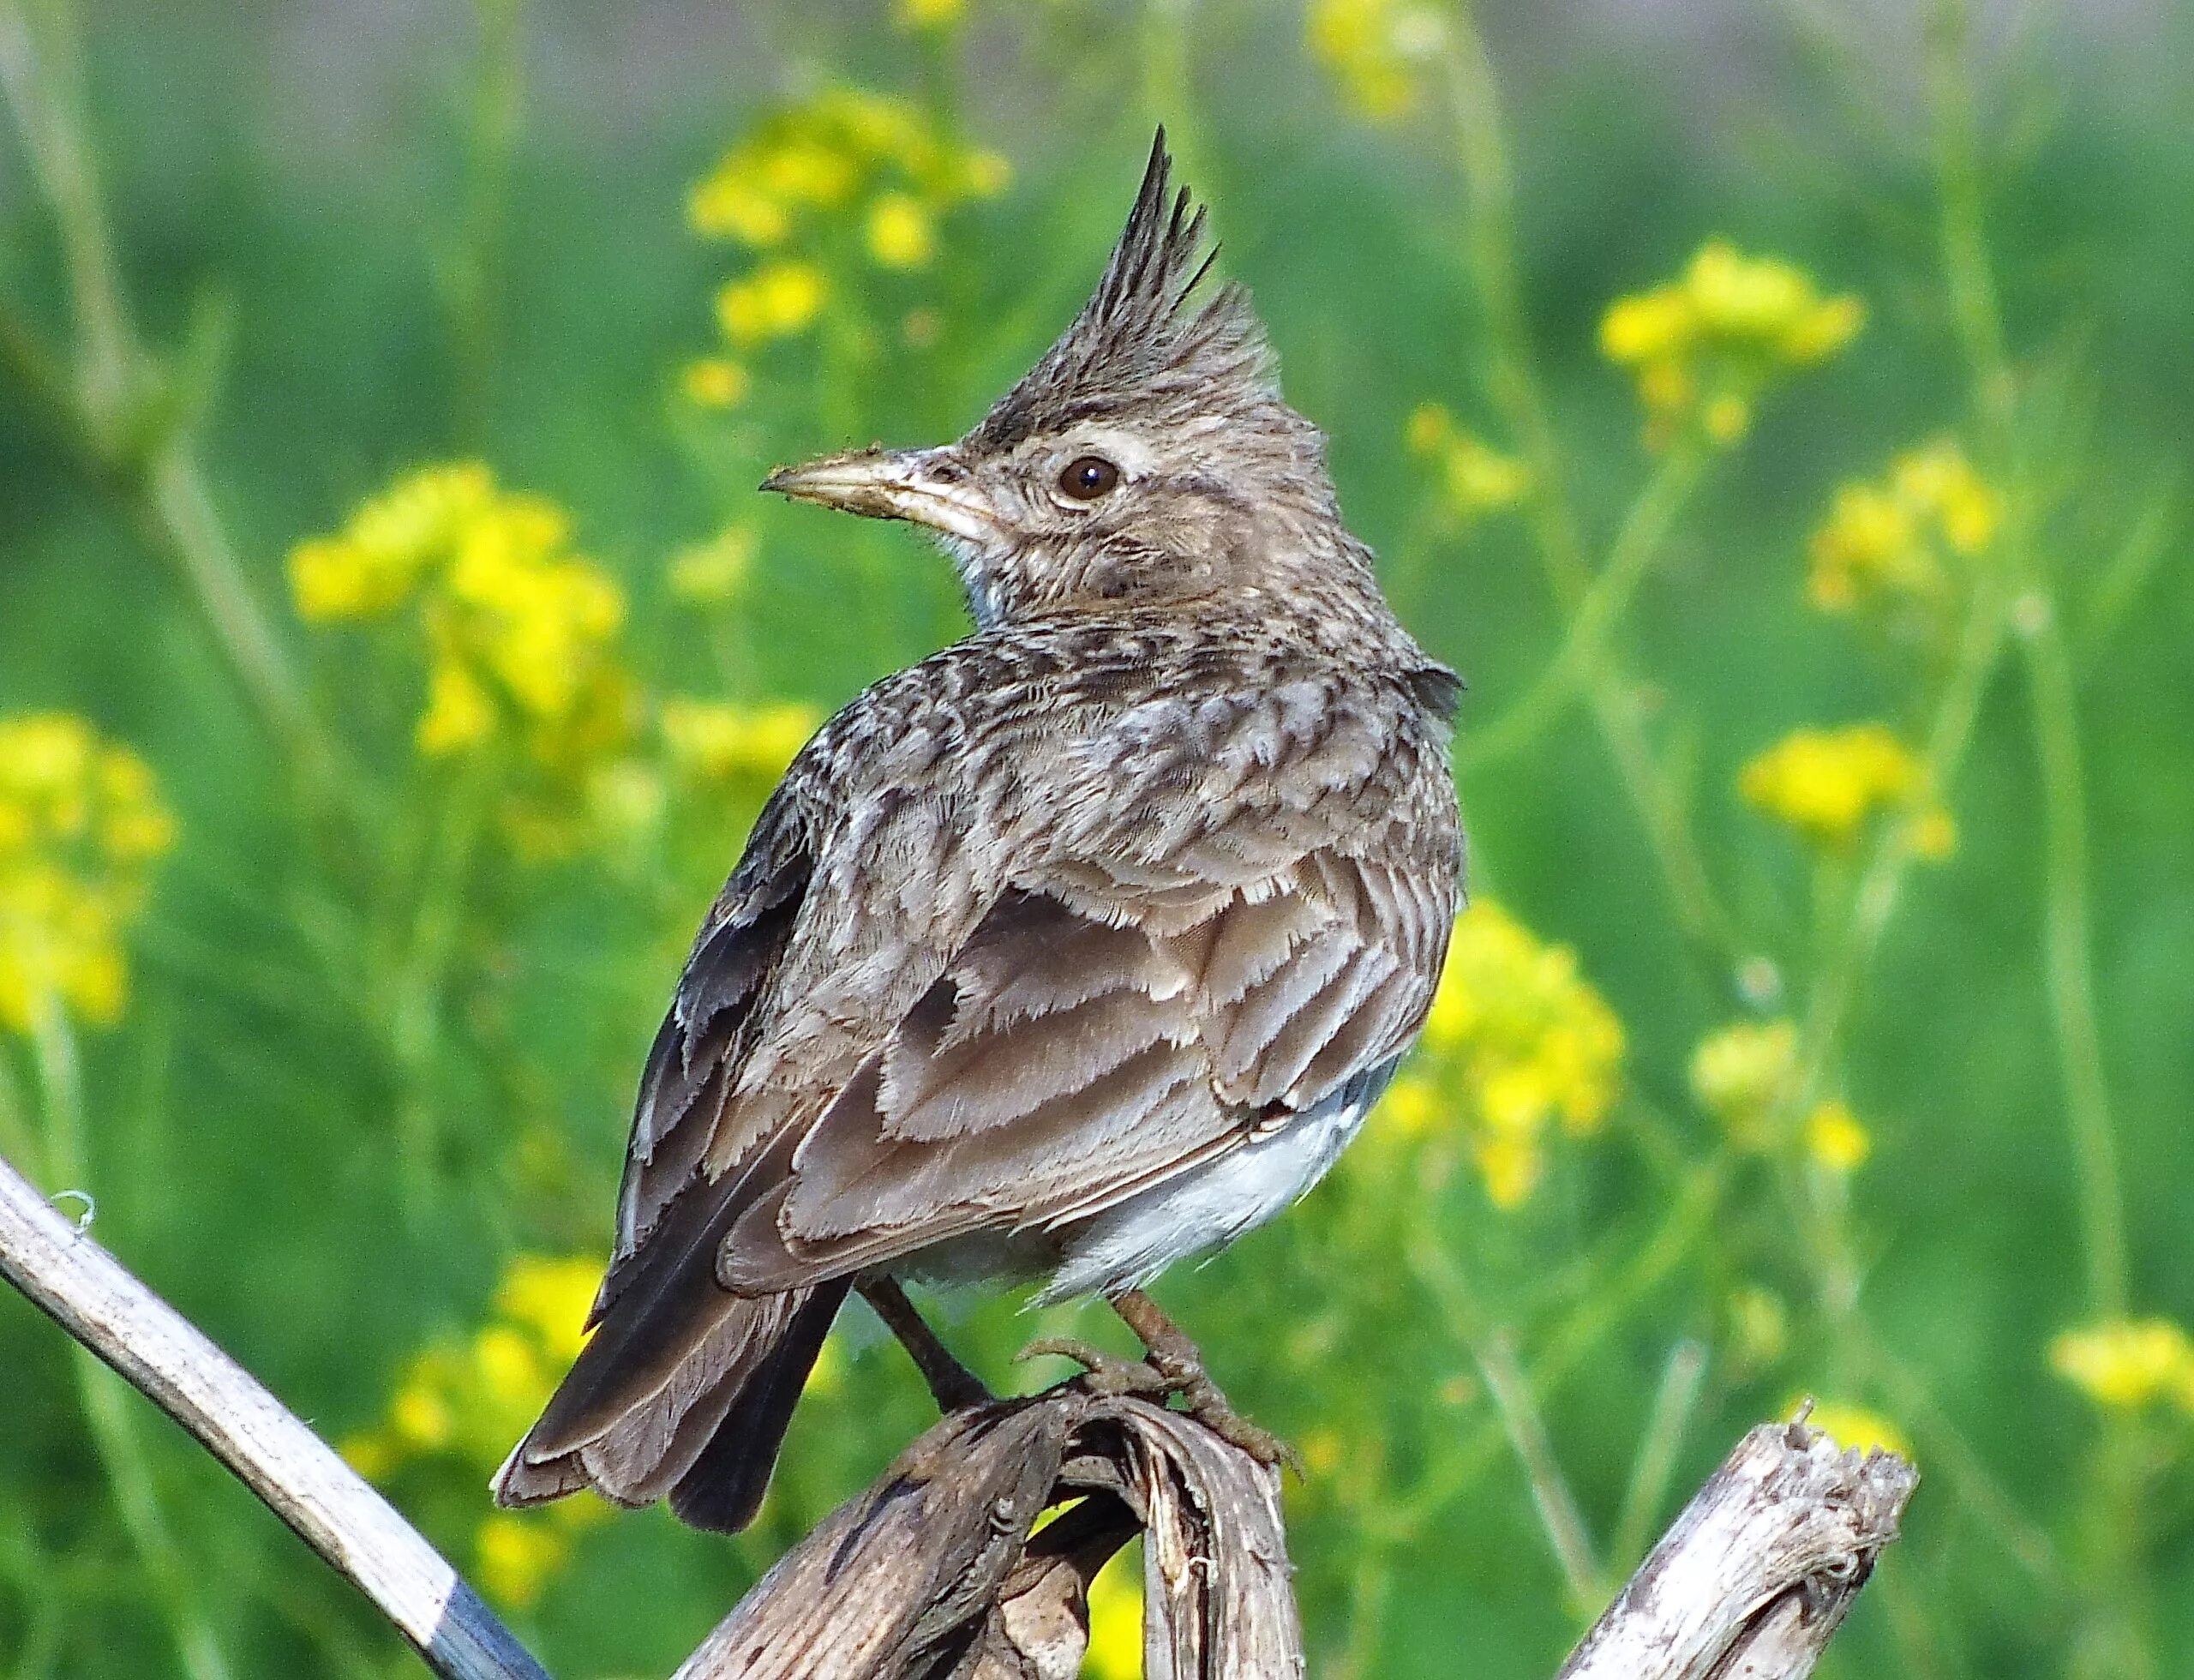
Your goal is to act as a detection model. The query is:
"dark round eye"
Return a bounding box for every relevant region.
[1058,455,1120,501]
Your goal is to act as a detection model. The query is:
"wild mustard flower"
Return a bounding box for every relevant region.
[1688,1018,1796,1140]
[661,699,820,784]
[1308,0,1448,122]
[686,89,1008,388]
[345,1251,610,1609]
[680,356,751,410]
[1803,1099,1872,1173]
[291,465,642,828]
[0,714,175,1034]
[1406,402,1532,528]
[1798,1400,1912,1460]
[1808,441,1999,621]
[1739,723,1952,857]
[1599,242,1863,447]
[1383,902,1625,1207]
[716,259,827,345]
[2050,1319,2194,1413]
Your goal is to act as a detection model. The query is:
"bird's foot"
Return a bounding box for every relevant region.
[1019,1315,1301,1477]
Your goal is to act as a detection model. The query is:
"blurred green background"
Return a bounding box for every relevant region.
[3,0,2191,1675]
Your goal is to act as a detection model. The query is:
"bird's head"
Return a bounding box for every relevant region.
[764,131,1365,628]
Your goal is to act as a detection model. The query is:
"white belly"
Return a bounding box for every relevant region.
[1034,1059,1397,1303]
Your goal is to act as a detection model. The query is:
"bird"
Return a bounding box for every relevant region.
[494,129,1463,1533]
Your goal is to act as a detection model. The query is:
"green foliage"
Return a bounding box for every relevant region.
[3,1,2191,1677]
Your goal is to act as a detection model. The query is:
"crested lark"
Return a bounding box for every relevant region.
[496,132,1462,1532]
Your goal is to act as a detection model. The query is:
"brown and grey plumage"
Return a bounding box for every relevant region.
[494,132,1464,1533]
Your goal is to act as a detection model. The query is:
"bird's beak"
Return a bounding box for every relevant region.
[761,447,997,544]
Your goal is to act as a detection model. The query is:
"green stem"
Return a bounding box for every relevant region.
[386,762,495,1220]
[449,0,526,445]
[1458,441,1709,771]
[2022,609,2127,1315]
[25,995,236,1680]
[1438,3,1742,973]
[1926,1,2128,1323]
[0,2,343,807]
[1388,1157,1728,1537]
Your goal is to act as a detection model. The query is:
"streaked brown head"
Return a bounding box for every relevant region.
[764,131,1369,629]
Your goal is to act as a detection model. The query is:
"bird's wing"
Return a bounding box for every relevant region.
[713,681,1461,1289]
[587,784,815,1329]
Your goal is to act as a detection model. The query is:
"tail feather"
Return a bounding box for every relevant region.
[671,1278,850,1532]
[493,1281,848,1531]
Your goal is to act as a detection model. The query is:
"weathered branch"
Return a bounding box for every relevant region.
[2,1144,1916,1680]
[0,1152,549,1680]
[672,1387,1299,1680]
[1555,1417,1919,1680]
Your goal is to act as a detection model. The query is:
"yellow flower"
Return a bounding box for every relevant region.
[495,1254,602,1365]
[667,526,758,605]
[1083,1552,1143,1680]
[1309,0,1446,122]
[680,356,751,409]
[296,465,640,812]
[1738,723,1933,853]
[0,715,174,1035]
[288,464,495,622]
[1600,243,1863,447]
[417,657,496,756]
[1804,1100,1872,1172]
[476,1514,571,1611]
[2050,1318,2194,1413]
[1688,1018,1796,1137]
[1798,1400,1912,1460]
[716,260,826,345]
[894,0,963,27]
[662,699,820,783]
[1406,403,1531,526]
[1392,902,1624,1205]
[1807,441,1999,620]
[866,190,938,270]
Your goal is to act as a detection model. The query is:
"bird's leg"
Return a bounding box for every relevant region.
[1028,1288,1299,1473]
[858,1275,993,1413]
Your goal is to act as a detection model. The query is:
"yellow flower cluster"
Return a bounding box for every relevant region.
[1807,441,2000,619]
[1380,901,1625,1208]
[1739,723,1955,858]
[1406,403,1532,528]
[661,699,820,785]
[684,90,1009,403]
[290,464,639,779]
[2050,1318,2194,1413]
[0,715,175,1034]
[344,1254,606,1609]
[1688,1020,1873,1168]
[1599,242,1865,447]
[1308,0,1448,122]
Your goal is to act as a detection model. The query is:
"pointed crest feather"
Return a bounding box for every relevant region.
[969,129,1277,450]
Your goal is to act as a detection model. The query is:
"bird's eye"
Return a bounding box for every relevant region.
[1057,455,1121,501]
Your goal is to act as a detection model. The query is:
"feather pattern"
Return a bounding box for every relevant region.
[495,132,1464,1535]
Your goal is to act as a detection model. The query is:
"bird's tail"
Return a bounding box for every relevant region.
[492,1276,849,1533]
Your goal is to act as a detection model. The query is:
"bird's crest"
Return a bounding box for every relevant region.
[968,130,1279,451]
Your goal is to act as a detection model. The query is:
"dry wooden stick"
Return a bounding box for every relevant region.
[0,1152,549,1680]
[2,1142,1916,1680]
[1555,1416,1919,1680]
